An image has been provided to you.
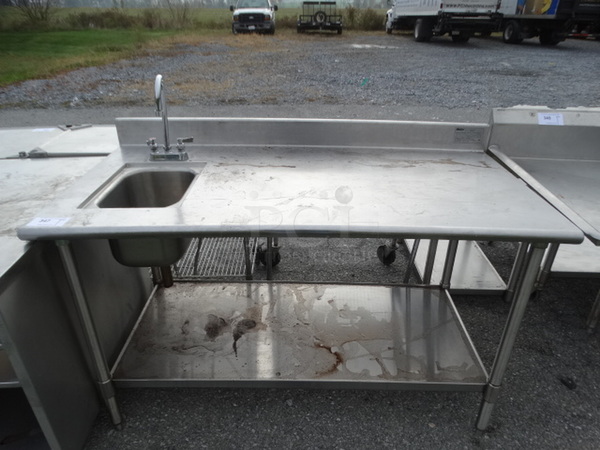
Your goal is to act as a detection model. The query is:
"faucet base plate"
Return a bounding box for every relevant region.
[150,153,189,162]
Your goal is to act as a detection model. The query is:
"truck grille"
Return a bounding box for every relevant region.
[239,13,265,23]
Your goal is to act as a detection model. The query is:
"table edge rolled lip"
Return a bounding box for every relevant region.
[16,224,585,244]
[111,378,488,391]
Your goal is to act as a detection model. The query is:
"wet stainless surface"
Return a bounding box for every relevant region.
[0,127,113,277]
[511,159,600,244]
[114,283,487,389]
[17,119,582,244]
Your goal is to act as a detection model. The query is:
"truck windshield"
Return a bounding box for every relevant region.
[236,0,270,8]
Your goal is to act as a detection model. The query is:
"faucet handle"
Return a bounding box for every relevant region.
[146,138,158,152]
[176,136,194,151]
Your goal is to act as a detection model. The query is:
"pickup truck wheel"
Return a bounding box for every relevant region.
[503,21,523,44]
[414,18,432,42]
[232,25,238,35]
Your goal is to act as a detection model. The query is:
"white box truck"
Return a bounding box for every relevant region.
[498,0,600,45]
[385,0,501,42]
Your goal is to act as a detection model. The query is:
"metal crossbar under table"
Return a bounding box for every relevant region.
[112,283,488,391]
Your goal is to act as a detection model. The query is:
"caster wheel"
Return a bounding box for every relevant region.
[256,244,282,267]
[377,245,396,265]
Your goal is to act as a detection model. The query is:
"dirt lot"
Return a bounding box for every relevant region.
[1,31,600,126]
[2,30,600,450]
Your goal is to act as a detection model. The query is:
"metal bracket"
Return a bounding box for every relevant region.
[97,378,116,400]
[483,383,501,404]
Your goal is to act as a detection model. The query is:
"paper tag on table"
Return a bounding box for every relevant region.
[538,113,564,126]
[27,217,70,227]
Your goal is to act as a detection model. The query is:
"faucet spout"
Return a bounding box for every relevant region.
[154,74,163,110]
[154,74,170,151]
[148,75,190,161]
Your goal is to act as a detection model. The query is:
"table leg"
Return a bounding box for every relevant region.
[476,242,547,430]
[56,240,122,427]
[535,243,560,292]
[266,237,273,280]
[403,239,421,283]
[423,239,439,285]
[504,242,528,303]
[243,237,253,280]
[441,240,459,289]
[586,289,600,331]
[160,266,173,287]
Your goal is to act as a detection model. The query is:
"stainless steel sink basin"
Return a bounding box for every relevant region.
[109,236,192,267]
[98,170,196,208]
[80,163,205,267]
[81,162,205,209]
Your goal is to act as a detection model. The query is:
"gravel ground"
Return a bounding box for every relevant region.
[2,30,600,449]
[1,31,600,125]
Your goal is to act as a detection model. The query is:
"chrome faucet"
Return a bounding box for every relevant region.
[147,74,192,161]
[154,74,171,151]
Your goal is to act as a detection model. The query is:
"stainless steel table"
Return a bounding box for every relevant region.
[16,117,584,431]
[488,107,600,327]
[0,125,118,449]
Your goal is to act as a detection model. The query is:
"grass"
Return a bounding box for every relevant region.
[0,29,185,86]
[0,6,251,30]
[0,6,386,87]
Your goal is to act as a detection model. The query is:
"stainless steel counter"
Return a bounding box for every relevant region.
[0,126,117,277]
[488,106,600,329]
[489,107,600,247]
[17,142,582,244]
[6,117,587,438]
[0,124,129,450]
[498,158,600,244]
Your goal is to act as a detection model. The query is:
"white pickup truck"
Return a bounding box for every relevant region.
[230,0,279,34]
[385,0,501,42]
